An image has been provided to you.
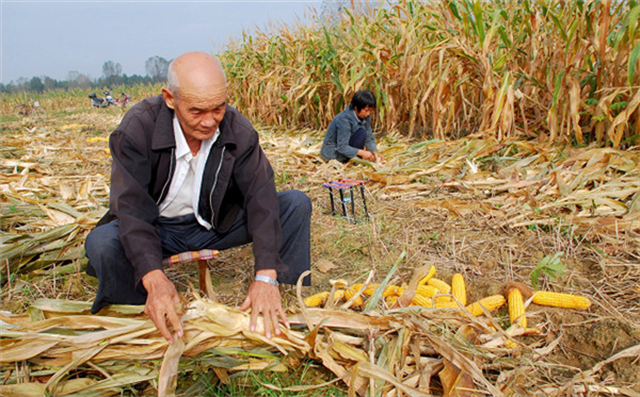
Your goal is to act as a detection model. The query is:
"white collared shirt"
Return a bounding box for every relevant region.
[158,116,219,229]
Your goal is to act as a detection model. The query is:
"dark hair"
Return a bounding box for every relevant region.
[349,90,376,111]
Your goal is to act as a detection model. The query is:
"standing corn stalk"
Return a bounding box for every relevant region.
[221,0,638,147]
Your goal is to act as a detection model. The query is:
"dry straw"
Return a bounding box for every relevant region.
[1,270,638,397]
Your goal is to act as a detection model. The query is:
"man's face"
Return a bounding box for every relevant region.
[356,105,374,120]
[162,53,228,144]
[171,90,226,142]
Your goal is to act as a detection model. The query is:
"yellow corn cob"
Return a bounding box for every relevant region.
[465,295,506,316]
[505,339,518,350]
[532,291,591,309]
[331,290,345,304]
[304,291,330,307]
[386,295,398,306]
[350,283,364,291]
[435,300,459,309]
[427,278,451,294]
[411,294,433,308]
[418,265,436,285]
[382,285,404,297]
[362,284,380,296]
[416,285,439,298]
[433,295,452,304]
[451,273,467,306]
[507,288,526,328]
[344,287,364,306]
[329,279,349,289]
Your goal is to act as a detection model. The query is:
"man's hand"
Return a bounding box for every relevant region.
[142,269,184,344]
[239,269,289,339]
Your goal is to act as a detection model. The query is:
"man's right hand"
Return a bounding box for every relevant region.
[142,269,184,344]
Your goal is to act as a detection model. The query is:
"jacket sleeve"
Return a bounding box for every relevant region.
[364,120,378,152]
[232,131,288,275]
[335,113,359,160]
[109,118,164,285]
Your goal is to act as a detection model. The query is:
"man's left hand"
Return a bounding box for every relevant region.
[239,270,289,339]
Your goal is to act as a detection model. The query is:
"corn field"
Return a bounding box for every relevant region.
[221,0,640,148]
[2,0,640,395]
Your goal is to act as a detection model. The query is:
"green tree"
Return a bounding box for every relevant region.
[102,60,123,86]
[29,77,45,93]
[145,56,170,83]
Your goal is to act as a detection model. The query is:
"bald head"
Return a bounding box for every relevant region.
[166,52,226,100]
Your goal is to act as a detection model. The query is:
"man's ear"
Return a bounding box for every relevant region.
[162,88,175,110]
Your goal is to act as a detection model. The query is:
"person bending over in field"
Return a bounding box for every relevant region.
[320,89,385,163]
[84,51,311,343]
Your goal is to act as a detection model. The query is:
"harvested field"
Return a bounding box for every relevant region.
[1,107,639,396]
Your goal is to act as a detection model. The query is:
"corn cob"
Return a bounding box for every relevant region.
[428,278,452,304]
[532,291,591,309]
[465,295,506,316]
[435,300,460,309]
[344,287,364,306]
[427,278,451,294]
[418,265,436,285]
[362,284,380,296]
[505,339,518,350]
[433,295,453,305]
[331,290,345,304]
[416,285,439,298]
[507,288,526,328]
[386,295,399,306]
[382,285,404,297]
[329,279,349,289]
[451,273,466,306]
[411,294,433,308]
[304,291,330,307]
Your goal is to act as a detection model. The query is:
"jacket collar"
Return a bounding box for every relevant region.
[151,96,176,151]
[214,105,238,149]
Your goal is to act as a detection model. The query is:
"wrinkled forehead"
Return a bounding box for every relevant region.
[176,73,227,106]
[178,82,226,103]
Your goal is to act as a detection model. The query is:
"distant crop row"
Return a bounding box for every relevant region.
[220,0,639,148]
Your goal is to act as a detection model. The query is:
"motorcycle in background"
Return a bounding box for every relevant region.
[104,91,116,106]
[115,92,132,107]
[89,93,108,108]
[89,92,133,108]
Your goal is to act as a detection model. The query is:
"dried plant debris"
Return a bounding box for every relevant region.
[0,275,637,397]
[1,106,639,395]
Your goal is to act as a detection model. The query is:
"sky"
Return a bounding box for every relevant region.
[0,0,324,84]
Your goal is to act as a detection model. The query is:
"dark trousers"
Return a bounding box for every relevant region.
[85,190,311,313]
[349,127,367,149]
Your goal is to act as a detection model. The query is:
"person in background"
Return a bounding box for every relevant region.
[320,89,385,163]
[85,52,311,344]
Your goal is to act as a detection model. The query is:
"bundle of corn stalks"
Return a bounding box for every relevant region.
[1,265,637,397]
[0,296,308,397]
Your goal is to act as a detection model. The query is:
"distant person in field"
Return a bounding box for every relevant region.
[320,89,385,163]
[84,51,311,344]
